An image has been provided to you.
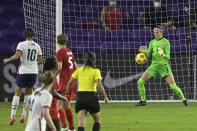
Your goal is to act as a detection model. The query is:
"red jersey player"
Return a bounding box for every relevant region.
[55,34,77,131]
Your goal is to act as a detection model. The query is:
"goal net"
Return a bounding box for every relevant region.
[23,0,197,101]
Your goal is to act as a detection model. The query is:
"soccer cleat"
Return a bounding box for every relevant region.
[9,116,16,125]
[136,101,146,106]
[60,128,68,131]
[183,100,188,106]
[19,116,25,123]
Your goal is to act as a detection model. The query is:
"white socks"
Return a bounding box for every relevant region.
[11,96,20,117]
[21,95,30,117]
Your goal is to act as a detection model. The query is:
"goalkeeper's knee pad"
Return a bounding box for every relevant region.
[138,78,145,87]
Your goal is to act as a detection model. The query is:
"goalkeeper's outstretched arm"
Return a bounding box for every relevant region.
[163,40,170,60]
[146,41,153,59]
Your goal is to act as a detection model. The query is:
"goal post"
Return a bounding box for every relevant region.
[56,0,62,51]
[23,0,197,102]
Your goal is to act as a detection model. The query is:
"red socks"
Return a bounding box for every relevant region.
[65,108,74,130]
[58,109,67,128]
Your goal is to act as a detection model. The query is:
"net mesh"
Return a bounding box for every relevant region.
[23,0,197,101]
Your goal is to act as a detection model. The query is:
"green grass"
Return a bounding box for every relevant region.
[0,102,197,131]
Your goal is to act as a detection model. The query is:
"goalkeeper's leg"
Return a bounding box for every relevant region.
[165,74,188,106]
[136,72,152,106]
[138,78,146,102]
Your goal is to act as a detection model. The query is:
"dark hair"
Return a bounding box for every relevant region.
[25,27,35,38]
[57,34,68,45]
[34,71,54,95]
[43,58,57,72]
[84,52,96,68]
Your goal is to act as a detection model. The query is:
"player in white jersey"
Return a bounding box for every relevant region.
[25,71,56,131]
[3,28,43,125]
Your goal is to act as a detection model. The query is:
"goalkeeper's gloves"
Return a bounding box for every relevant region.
[138,46,147,53]
[157,48,165,56]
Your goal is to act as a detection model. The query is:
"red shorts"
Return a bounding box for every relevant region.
[59,82,76,101]
[50,108,59,120]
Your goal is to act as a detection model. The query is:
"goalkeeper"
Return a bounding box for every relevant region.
[136,26,188,106]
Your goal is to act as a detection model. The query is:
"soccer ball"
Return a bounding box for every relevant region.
[135,53,147,64]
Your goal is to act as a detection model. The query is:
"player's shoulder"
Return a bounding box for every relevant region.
[31,41,41,47]
[65,48,74,55]
[94,68,100,72]
[150,39,155,43]
[90,67,100,72]
[41,89,52,98]
[162,38,170,43]
[18,40,26,46]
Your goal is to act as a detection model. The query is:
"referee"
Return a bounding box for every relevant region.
[66,52,109,131]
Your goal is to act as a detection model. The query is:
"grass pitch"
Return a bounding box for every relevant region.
[0,102,196,131]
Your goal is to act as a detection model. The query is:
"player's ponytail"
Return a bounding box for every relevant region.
[25,27,35,38]
[84,52,96,69]
[34,71,54,96]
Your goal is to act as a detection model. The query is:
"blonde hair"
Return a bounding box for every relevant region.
[34,71,54,95]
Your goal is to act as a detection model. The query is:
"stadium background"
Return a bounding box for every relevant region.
[0,0,197,101]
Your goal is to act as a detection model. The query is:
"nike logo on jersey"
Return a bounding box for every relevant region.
[103,70,142,88]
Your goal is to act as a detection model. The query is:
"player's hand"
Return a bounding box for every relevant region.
[3,58,9,64]
[139,46,147,53]
[157,48,165,56]
[64,88,69,95]
[104,96,109,104]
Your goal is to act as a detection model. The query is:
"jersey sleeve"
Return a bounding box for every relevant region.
[16,42,23,52]
[146,41,153,59]
[95,69,102,80]
[41,92,52,108]
[72,69,78,79]
[37,45,42,56]
[56,50,63,62]
[163,39,170,60]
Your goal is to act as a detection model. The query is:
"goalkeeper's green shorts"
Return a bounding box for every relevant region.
[145,63,172,78]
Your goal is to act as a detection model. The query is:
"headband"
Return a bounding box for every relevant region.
[154,28,163,32]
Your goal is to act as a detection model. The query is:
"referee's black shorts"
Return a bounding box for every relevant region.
[75,91,100,114]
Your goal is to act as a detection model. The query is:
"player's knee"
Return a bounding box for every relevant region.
[138,79,145,87]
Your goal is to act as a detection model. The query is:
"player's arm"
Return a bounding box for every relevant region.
[37,55,43,65]
[100,7,106,26]
[66,77,76,93]
[50,88,68,102]
[146,41,153,59]
[74,61,78,69]
[100,7,110,30]
[96,79,109,104]
[55,61,62,76]
[37,45,43,65]
[3,51,21,64]
[42,107,56,131]
[41,94,56,131]
[25,97,31,114]
[163,40,170,60]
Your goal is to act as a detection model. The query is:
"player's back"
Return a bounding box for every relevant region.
[17,40,42,74]
[25,88,52,131]
[56,47,76,77]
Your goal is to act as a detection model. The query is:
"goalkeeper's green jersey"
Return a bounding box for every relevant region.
[146,38,170,64]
